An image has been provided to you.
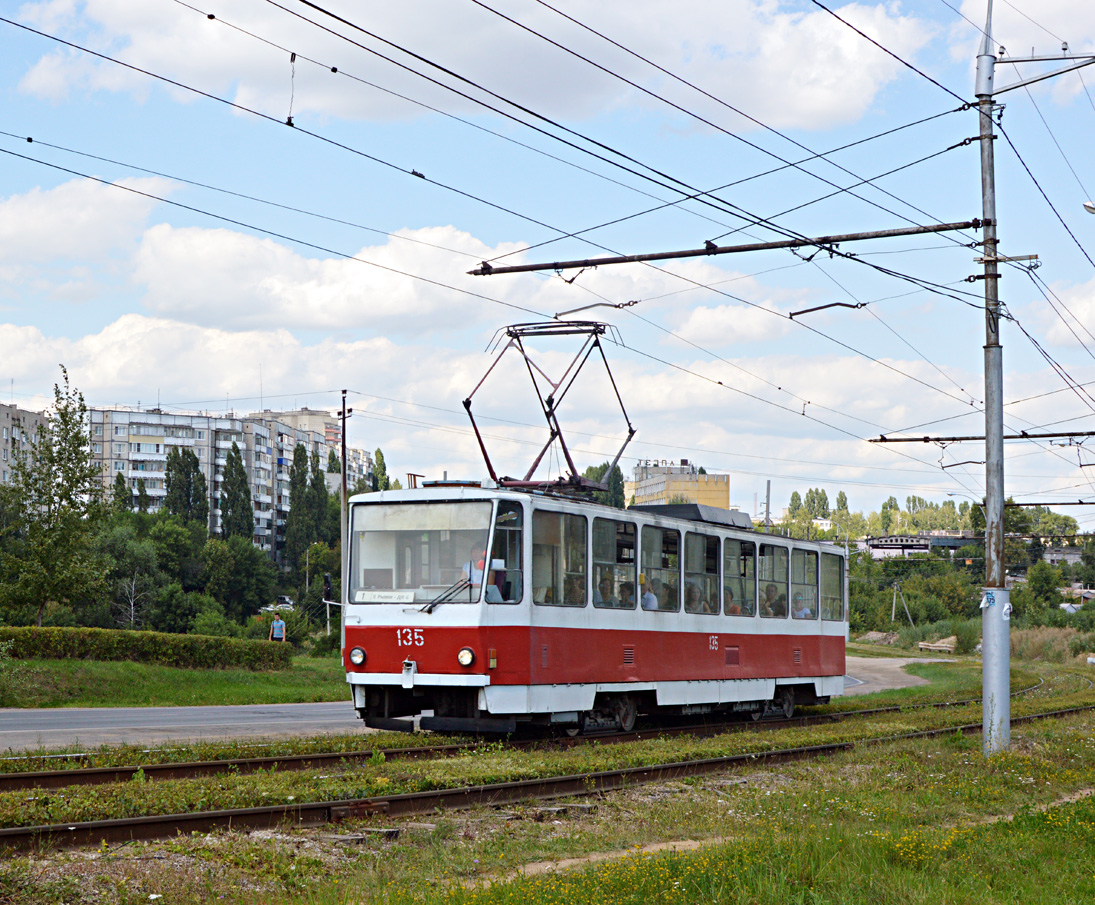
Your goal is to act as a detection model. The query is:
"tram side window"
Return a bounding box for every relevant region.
[759,544,789,618]
[486,501,523,603]
[640,526,681,612]
[592,518,637,609]
[790,549,818,620]
[532,511,588,606]
[821,553,845,621]
[684,534,720,614]
[723,540,756,616]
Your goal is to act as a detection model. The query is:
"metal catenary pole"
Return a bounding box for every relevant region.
[975,0,1010,755]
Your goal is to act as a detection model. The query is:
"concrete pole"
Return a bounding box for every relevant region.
[976,0,1010,754]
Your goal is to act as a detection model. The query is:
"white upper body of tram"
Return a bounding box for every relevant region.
[342,483,848,733]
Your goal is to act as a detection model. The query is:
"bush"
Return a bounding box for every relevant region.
[245,608,313,646]
[309,628,341,657]
[0,626,291,671]
[952,619,980,654]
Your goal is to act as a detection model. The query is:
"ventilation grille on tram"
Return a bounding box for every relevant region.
[623,646,635,665]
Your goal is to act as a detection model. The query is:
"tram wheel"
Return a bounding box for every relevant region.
[564,714,585,737]
[779,688,795,719]
[615,695,638,733]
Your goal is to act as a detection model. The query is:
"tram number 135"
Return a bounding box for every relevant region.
[708,635,719,651]
[396,628,425,647]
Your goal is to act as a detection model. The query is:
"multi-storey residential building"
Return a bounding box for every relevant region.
[88,407,327,562]
[625,460,732,509]
[0,402,46,486]
[250,407,374,489]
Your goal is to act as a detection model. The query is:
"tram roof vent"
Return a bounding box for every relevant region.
[630,503,753,530]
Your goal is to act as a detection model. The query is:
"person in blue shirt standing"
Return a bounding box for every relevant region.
[269,613,287,642]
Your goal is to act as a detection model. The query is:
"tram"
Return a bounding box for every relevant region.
[342,483,847,733]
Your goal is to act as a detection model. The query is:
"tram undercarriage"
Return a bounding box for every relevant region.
[354,682,832,735]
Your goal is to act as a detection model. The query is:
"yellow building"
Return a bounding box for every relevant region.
[625,460,731,509]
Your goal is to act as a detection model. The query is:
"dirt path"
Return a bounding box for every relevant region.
[844,655,951,696]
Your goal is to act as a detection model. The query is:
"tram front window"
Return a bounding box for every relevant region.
[349,501,493,603]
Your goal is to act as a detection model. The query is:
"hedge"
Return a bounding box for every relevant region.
[0,627,293,671]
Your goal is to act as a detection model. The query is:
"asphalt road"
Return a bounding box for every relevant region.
[0,658,932,751]
[0,701,364,752]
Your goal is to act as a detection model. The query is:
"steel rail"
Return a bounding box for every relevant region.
[2,702,1091,853]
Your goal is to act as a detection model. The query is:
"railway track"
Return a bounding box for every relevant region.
[0,692,1000,794]
[3,701,1091,853]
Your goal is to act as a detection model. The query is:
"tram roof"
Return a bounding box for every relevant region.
[629,503,753,530]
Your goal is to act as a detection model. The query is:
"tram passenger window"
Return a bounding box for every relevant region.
[592,518,636,609]
[532,511,587,607]
[821,553,845,621]
[487,501,523,603]
[759,544,789,618]
[640,526,680,612]
[790,549,818,620]
[684,534,720,614]
[723,540,756,616]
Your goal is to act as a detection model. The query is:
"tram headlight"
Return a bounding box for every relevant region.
[349,647,366,666]
[457,647,476,667]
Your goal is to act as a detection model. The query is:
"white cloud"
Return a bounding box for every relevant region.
[0,176,169,264]
[16,0,935,131]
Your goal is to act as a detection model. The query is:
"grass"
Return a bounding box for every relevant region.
[3,705,1094,904]
[0,654,347,708]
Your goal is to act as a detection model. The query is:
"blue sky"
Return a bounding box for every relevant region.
[3,0,1095,523]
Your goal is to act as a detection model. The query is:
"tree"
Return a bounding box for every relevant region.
[373,448,390,491]
[136,478,150,514]
[0,367,108,626]
[582,462,626,509]
[788,491,802,517]
[969,498,1034,571]
[284,443,311,570]
[327,449,341,473]
[220,442,253,540]
[1026,560,1063,612]
[836,491,848,512]
[804,488,829,519]
[112,472,131,512]
[309,449,329,544]
[164,446,209,528]
[94,522,158,629]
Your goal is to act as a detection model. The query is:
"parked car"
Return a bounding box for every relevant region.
[261,596,296,613]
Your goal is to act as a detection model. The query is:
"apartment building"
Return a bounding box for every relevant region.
[89,407,328,560]
[0,402,46,486]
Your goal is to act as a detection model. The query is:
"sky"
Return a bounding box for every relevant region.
[3,0,1095,525]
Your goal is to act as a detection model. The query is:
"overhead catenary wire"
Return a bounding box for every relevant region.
[2,9,1005,421]
[0,145,552,322]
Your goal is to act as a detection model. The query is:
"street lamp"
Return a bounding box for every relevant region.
[1085,201,1095,214]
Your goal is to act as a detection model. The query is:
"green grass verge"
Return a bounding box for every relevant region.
[0,654,347,708]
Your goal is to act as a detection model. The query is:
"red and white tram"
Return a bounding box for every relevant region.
[342,483,847,733]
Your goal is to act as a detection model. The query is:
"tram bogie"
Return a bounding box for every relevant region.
[343,486,848,734]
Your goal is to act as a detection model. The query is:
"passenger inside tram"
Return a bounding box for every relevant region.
[724,586,741,615]
[640,577,659,610]
[619,581,635,607]
[761,583,778,616]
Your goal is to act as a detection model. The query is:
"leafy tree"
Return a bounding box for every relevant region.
[164,447,209,527]
[0,368,109,626]
[150,515,206,590]
[145,582,200,634]
[804,488,829,519]
[1026,560,1063,611]
[220,442,253,540]
[309,449,329,544]
[327,449,341,473]
[1028,505,1079,543]
[136,478,150,514]
[373,448,390,491]
[94,522,158,629]
[112,472,131,512]
[788,491,802,517]
[284,443,311,570]
[582,462,626,509]
[836,491,848,512]
[200,536,275,623]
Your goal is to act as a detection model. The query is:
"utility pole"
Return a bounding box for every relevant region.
[974,0,1095,754]
[338,390,353,642]
[976,0,1011,757]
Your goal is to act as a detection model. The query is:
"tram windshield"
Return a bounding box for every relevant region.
[349,501,493,603]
